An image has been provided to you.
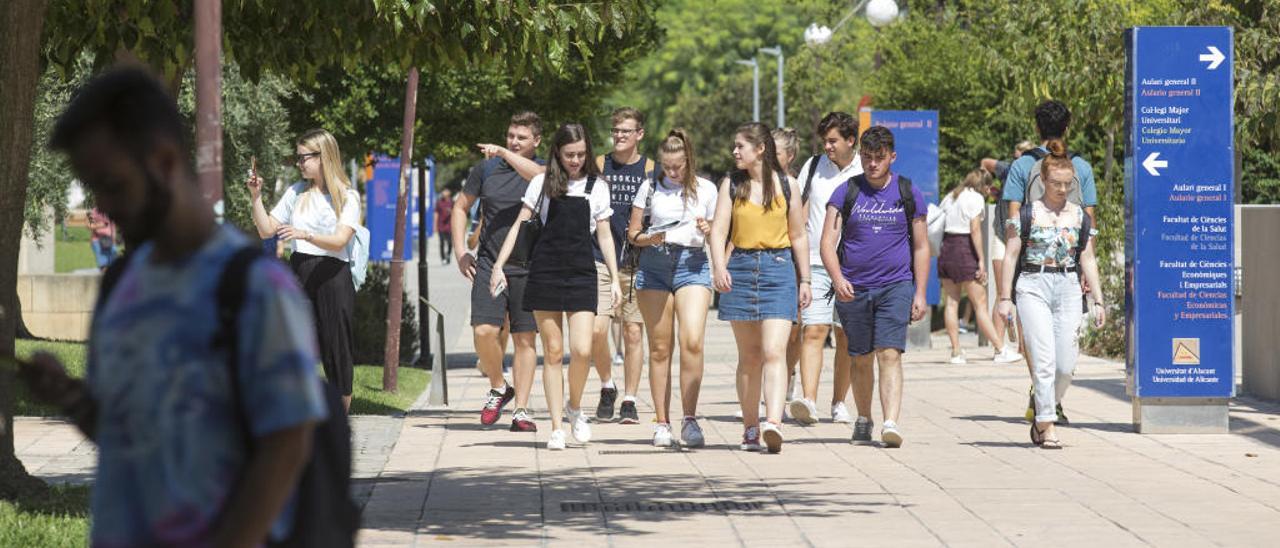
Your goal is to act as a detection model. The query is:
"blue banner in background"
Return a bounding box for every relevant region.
[1125,27,1234,398]
[367,155,416,261]
[869,110,940,305]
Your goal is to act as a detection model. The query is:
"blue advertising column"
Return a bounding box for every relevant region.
[367,155,416,261]
[865,110,940,349]
[1125,27,1234,433]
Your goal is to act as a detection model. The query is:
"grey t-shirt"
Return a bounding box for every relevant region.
[463,156,545,273]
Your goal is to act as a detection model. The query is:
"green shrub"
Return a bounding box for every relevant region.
[353,263,419,365]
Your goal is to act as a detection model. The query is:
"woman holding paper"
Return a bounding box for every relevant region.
[627,129,718,448]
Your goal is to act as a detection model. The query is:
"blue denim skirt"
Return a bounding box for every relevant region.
[717,248,797,322]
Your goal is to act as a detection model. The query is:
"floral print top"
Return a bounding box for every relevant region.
[1005,201,1096,268]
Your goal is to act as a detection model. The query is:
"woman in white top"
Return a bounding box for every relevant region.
[248,128,361,410]
[937,169,1020,365]
[491,123,621,450]
[626,129,717,448]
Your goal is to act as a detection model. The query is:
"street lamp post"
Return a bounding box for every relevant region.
[804,0,901,47]
[736,57,760,123]
[759,46,784,129]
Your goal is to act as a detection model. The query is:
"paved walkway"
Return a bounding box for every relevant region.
[15,244,1280,546]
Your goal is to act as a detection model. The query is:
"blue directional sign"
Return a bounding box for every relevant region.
[367,155,417,261]
[1125,27,1234,398]
[868,110,941,305]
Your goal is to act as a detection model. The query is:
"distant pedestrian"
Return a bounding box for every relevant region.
[938,168,1021,364]
[87,207,116,270]
[436,188,454,264]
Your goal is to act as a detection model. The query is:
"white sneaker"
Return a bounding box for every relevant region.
[761,422,784,453]
[830,402,852,423]
[993,347,1023,364]
[568,408,592,443]
[653,423,674,447]
[787,374,800,401]
[680,417,705,448]
[612,352,624,367]
[789,398,818,425]
[881,420,903,448]
[547,429,567,450]
[734,407,744,419]
[949,352,967,365]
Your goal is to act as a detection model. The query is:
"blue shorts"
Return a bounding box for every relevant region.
[635,245,712,293]
[717,249,797,322]
[835,280,914,355]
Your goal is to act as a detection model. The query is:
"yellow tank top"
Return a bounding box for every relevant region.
[730,195,790,249]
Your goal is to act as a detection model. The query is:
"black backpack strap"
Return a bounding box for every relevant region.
[1076,207,1092,258]
[801,154,822,204]
[585,174,597,193]
[780,173,792,209]
[1019,201,1034,249]
[95,252,135,311]
[896,175,917,278]
[1024,148,1047,161]
[215,246,266,446]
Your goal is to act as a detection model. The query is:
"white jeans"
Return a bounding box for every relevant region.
[1016,272,1082,423]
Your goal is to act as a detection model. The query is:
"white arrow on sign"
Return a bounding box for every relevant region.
[1143,152,1168,176]
[1199,46,1225,70]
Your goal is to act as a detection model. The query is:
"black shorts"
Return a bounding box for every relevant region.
[471,260,537,333]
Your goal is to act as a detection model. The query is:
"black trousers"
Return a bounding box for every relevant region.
[290,252,355,396]
[439,231,453,263]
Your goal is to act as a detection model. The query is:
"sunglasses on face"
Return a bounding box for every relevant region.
[295,152,320,165]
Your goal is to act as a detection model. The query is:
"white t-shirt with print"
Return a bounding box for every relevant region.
[941,188,986,234]
[798,153,863,265]
[269,182,362,261]
[521,174,613,232]
[630,176,717,248]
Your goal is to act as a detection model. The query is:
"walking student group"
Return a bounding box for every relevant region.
[450,101,1106,454]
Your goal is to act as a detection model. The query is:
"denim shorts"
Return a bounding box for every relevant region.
[635,245,712,293]
[717,248,798,322]
[835,279,914,355]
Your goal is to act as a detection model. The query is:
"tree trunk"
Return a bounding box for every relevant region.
[0,0,52,499]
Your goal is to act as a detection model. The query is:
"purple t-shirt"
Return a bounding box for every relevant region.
[826,173,927,289]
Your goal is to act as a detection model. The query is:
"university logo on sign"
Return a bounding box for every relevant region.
[1172,338,1201,365]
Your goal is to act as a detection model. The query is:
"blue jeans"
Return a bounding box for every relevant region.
[635,245,712,293]
[717,249,797,322]
[91,238,115,269]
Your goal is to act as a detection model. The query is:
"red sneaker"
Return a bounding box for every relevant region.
[509,409,537,432]
[480,385,515,425]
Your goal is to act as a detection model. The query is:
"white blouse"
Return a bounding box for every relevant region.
[940,188,986,234]
[631,176,718,247]
[269,182,362,261]
[521,174,613,232]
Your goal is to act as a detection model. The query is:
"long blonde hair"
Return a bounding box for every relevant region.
[297,128,352,218]
[951,168,990,199]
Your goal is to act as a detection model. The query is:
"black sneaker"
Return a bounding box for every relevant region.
[619,400,640,424]
[1055,403,1070,425]
[851,417,873,443]
[596,387,618,420]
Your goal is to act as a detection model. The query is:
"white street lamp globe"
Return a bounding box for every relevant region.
[865,0,900,28]
[804,23,833,46]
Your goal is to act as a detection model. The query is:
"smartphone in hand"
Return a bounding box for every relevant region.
[491,280,507,298]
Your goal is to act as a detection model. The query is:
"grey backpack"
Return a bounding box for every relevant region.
[1022,148,1084,205]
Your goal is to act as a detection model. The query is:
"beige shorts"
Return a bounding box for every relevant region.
[991,235,1007,263]
[615,267,643,323]
[594,262,615,317]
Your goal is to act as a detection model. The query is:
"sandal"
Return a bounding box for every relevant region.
[1040,437,1063,450]
[1030,423,1045,446]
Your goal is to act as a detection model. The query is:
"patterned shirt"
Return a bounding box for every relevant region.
[1005,201,1091,268]
[86,225,327,547]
